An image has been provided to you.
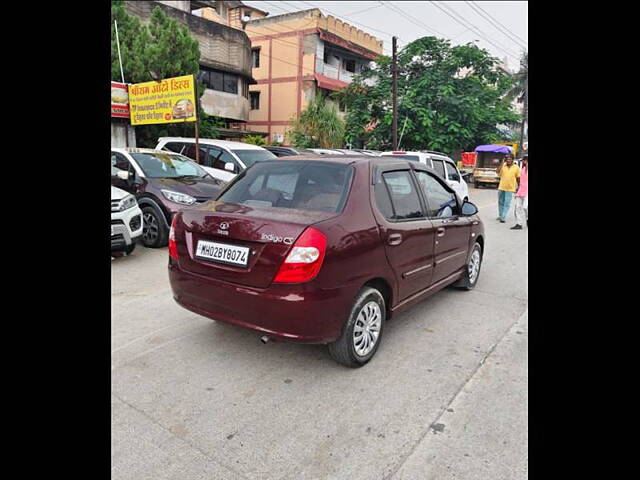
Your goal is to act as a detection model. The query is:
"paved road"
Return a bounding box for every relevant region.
[112,186,527,480]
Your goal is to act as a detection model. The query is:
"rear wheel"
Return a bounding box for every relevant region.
[141,205,169,248]
[328,287,386,368]
[454,242,482,290]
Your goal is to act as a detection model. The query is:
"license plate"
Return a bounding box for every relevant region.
[195,240,249,267]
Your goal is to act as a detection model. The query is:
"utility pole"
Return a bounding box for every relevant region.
[392,36,398,150]
[519,77,527,155]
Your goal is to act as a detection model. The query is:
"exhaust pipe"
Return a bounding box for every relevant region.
[260,335,270,344]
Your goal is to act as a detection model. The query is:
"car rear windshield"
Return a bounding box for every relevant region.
[231,149,277,167]
[218,161,354,213]
[381,154,420,162]
[131,152,208,179]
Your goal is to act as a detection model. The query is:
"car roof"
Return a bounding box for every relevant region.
[157,137,268,151]
[273,154,372,165]
[380,151,427,156]
[380,151,454,161]
[113,147,183,155]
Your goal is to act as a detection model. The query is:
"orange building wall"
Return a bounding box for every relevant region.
[245,9,382,144]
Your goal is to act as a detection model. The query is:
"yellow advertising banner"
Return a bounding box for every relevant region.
[128,75,196,125]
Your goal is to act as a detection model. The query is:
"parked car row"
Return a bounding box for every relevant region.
[111,140,470,253]
[111,148,224,249]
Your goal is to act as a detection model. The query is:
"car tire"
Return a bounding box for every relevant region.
[141,205,169,248]
[328,287,386,368]
[454,242,483,290]
[124,242,136,255]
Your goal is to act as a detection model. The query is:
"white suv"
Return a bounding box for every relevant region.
[111,185,143,255]
[156,137,277,183]
[379,150,469,201]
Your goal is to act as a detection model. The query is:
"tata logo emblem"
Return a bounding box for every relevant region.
[217,222,230,236]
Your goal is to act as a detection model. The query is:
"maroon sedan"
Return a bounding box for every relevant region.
[169,156,485,367]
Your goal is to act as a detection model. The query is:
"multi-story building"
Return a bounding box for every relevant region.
[240,8,383,144]
[122,0,266,141]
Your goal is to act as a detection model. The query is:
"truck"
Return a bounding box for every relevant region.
[472,144,514,188]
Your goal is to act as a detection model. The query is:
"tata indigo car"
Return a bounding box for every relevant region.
[168,155,485,367]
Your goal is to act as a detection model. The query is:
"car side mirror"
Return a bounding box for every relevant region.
[224,162,236,173]
[116,170,130,181]
[461,200,478,216]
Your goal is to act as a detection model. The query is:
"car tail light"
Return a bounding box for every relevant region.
[273,227,327,283]
[168,215,179,259]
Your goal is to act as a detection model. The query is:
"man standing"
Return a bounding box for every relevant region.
[496,154,520,223]
[511,155,528,230]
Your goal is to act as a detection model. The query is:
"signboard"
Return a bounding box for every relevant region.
[111,81,130,118]
[128,75,197,125]
[461,152,477,167]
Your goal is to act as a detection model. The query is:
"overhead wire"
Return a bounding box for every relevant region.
[429,1,520,61]
[469,1,528,47]
[380,1,446,38]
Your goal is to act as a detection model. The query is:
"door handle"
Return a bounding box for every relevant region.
[436,227,446,237]
[388,233,403,246]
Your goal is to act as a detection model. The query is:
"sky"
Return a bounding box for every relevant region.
[242,1,528,71]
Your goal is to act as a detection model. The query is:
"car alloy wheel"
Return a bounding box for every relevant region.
[142,211,159,245]
[468,247,481,284]
[353,301,382,357]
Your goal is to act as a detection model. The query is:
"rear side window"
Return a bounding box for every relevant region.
[380,171,423,220]
[218,161,353,213]
[163,142,184,154]
[432,159,445,178]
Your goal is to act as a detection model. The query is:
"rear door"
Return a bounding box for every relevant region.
[413,169,471,283]
[372,165,436,301]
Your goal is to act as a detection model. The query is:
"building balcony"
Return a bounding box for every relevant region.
[316,63,356,84]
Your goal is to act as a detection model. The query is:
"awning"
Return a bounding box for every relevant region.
[314,73,349,92]
[474,144,513,154]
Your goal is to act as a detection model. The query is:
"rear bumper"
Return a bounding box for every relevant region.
[168,261,358,344]
[474,177,499,184]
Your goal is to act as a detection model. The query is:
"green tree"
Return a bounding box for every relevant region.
[111,1,221,146]
[335,37,520,153]
[288,95,345,148]
[243,134,267,146]
[506,51,528,153]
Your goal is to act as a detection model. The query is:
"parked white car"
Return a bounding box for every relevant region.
[379,150,469,201]
[111,185,143,255]
[307,148,346,155]
[155,137,277,183]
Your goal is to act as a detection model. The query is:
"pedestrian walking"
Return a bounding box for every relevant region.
[511,155,528,229]
[496,154,520,223]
